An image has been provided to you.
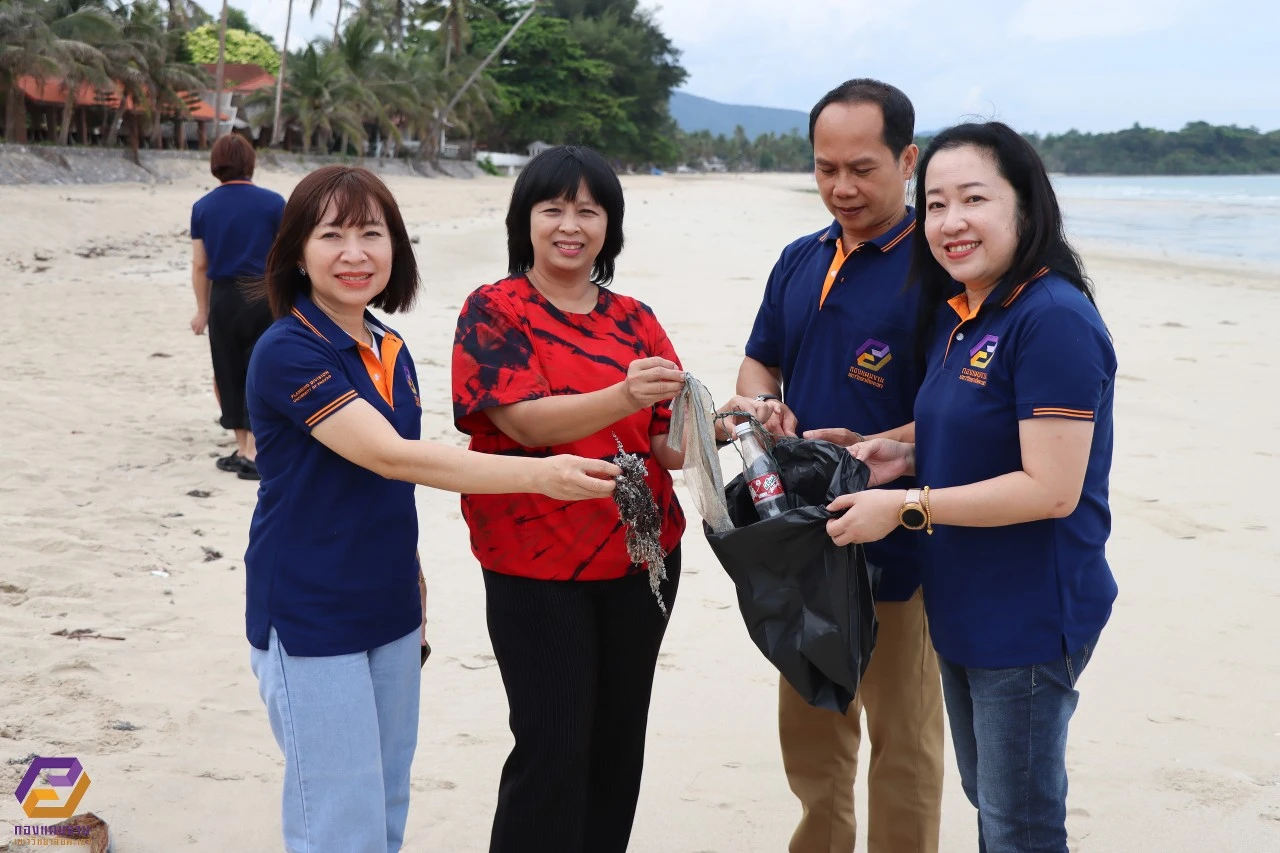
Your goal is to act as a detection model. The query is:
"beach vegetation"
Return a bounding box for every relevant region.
[1025,122,1280,175]
[0,0,208,149]
[185,24,281,76]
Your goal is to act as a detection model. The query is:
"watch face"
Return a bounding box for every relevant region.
[901,507,926,529]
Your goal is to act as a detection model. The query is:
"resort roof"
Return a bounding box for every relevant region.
[17,76,228,121]
[18,77,124,109]
[198,64,276,93]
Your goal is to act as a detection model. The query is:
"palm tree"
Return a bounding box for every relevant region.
[415,0,494,70]
[105,0,205,149]
[270,0,294,146]
[165,0,206,37]
[421,0,536,163]
[328,0,357,45]
[255,42,367,154]
[212,0,228,140]
[0,0,112,143]
[101,0,164,147]
[47,1,120,146]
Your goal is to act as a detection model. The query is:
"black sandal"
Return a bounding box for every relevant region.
[215,452,245,472]
[236,458,261,481]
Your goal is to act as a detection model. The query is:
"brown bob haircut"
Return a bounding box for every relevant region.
[261,166,419,319]
[209,134,256,182]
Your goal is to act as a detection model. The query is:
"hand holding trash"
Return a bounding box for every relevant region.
[621,357,686,409]
[756,398,799,437]
[712,395,775,439]
[850,438,915,486]
[826,488,905,546]
[536,456,621,500]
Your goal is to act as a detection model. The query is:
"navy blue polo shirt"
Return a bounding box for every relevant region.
[190,181,285,280]
[244,293,423,656]
[915,271,1118,668]
[745,212,923,601]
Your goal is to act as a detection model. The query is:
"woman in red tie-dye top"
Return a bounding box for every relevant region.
[452,146,759,853]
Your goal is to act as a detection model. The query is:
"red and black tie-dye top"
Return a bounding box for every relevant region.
[451,275,686,581]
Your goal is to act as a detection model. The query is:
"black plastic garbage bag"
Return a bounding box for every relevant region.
[705,438,877,713]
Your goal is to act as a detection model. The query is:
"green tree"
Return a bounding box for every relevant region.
[0,0,113,143]
[253,42,367,154]
[186,23,280,75]
[551,0,686,164]
[469,12,623,152]
[225,5,277,46]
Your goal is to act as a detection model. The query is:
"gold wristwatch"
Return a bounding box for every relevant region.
[900,488,927,531]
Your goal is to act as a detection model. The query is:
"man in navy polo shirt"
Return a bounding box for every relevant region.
[737,79,944,853]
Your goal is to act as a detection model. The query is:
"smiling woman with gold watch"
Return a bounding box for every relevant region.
[825,122,1117,853]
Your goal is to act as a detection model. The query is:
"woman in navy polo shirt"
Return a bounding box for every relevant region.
[244,165,621,853]
[826,123,1117,852]
[190,133,285,480]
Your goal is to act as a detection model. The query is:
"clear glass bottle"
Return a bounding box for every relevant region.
[734,422,787,520]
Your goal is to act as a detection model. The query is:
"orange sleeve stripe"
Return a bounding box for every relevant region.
[305,390,358,427]
[1032,407,1094,419]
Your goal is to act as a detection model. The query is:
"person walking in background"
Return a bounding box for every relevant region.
[736,79,945,853]
[452,145,762,853]
[828,121,1118,853]
[244,165,620,853]
[190,133,284,480]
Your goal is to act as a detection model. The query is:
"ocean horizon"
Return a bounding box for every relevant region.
[1052,174,1280,271]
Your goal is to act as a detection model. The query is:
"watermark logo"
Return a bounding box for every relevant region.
[855,339,893,372]
[969,335,999,369]
[14,757,91,819]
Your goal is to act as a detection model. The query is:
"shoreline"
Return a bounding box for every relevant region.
[1,170,1277,851]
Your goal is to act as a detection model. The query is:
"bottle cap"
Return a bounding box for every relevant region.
[733,422,755,438]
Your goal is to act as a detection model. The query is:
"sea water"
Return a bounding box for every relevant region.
[1051,174,1280,270]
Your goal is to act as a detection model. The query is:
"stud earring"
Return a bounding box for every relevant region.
[298,267,307,277]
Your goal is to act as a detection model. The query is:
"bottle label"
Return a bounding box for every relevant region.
[748,472,784,503]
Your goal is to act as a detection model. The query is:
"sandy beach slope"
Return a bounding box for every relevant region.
[0,167,1277,851]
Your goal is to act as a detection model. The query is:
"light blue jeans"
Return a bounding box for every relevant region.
[251,627,421,853]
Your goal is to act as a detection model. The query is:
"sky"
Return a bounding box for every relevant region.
[230,0,1278,135]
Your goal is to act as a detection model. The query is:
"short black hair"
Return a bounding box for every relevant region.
[808,78,915,157]
[910,121,1098,356]
[505,145,625,286]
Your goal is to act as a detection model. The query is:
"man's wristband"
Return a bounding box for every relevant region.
[755,393,781,403]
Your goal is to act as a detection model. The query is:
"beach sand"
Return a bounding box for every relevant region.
[1,166,1277,851]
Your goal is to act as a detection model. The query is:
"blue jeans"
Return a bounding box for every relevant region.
[251,627,421,853]
[938,635,1099,853]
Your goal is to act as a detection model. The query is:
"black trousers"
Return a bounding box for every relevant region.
[207,278,272,431]
[483,546,682,853]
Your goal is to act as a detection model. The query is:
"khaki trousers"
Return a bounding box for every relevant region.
[779,588,944,853]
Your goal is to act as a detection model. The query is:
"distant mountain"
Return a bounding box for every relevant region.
[669,91,810,140]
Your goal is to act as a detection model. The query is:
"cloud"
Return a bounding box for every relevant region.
[644,0,920,108]
[1007,0,1185,40]
[220,0,1279,134]
[235,0,337,47]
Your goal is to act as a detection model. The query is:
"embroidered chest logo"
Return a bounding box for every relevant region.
[959,334,998,387]
[969,335,998,368]
[403,365,421,407]
[849,338,891,389]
